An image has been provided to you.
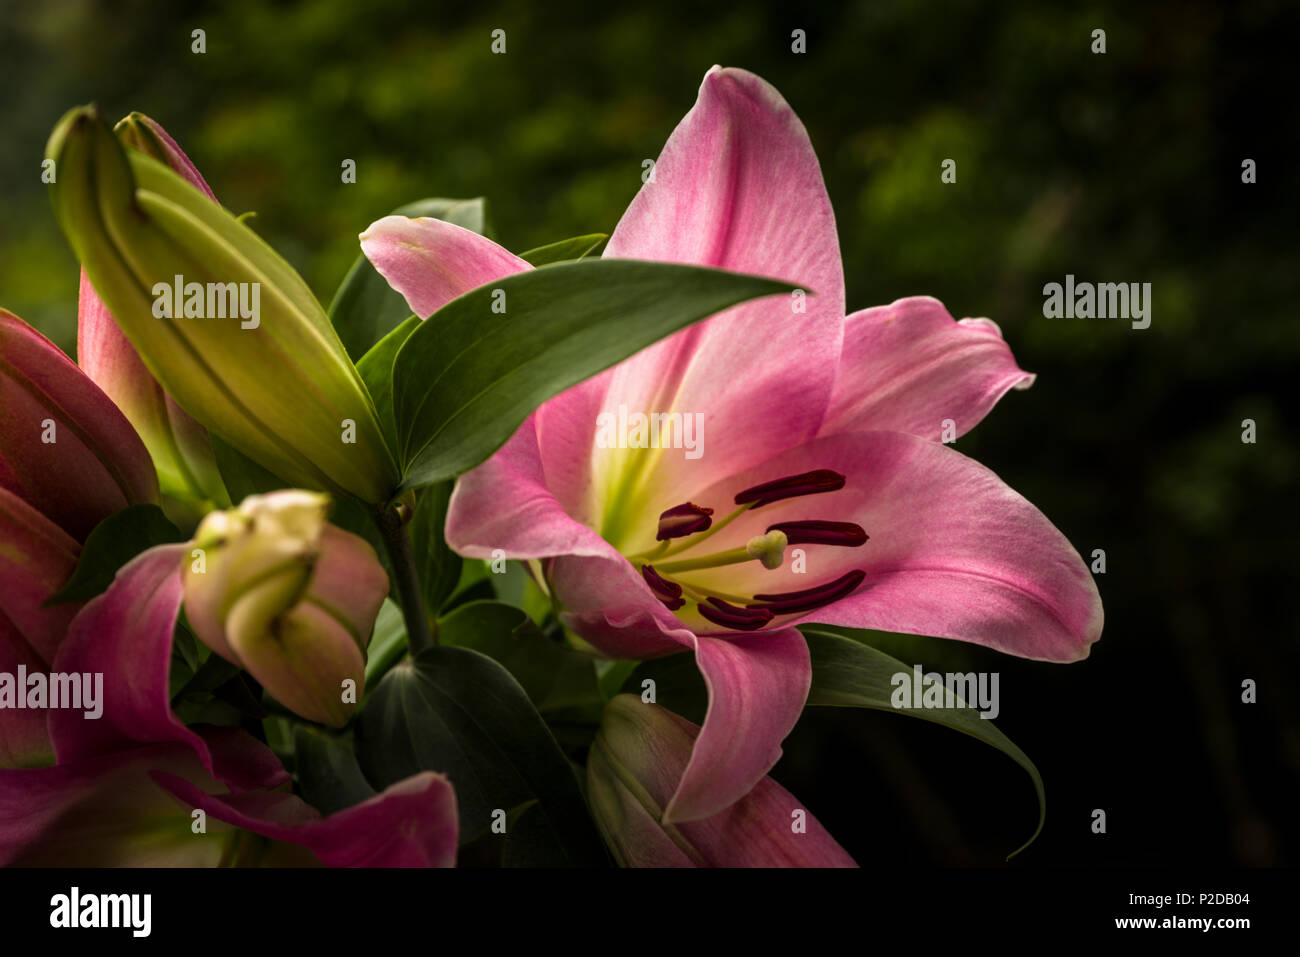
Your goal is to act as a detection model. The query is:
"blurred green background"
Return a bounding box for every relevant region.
[1,0,1296,865]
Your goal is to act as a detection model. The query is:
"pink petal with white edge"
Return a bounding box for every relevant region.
[49,544,286,791]
[818,296,1036,441]
[580,67,846,523]
[673,430,1103,662]
[359,215,531,319]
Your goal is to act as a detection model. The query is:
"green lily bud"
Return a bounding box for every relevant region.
[47,106,399,505]
[181,491,388,726]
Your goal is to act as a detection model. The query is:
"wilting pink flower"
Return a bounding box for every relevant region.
[361,67,1103,823]
[0,309,158,540]
[588,695,855,867]
[75,113,228,512]
[0,546,457,866]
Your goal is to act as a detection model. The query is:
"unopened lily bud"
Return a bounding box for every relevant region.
[0,308,159,540]
[47,106,399,505]
[587,695,856,867]
[77,113,229,514]
[181,491,388,726]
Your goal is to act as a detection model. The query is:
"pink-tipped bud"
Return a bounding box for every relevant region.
[181,491,388,726]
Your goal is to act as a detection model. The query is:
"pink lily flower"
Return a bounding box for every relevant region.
[360,67,1104,824]
[589,695,855,867]
[0,545,459,866]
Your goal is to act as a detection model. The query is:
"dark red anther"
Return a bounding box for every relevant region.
[766,520,867,547]
[641,564,685,609]
[697,597,775,632]
[733,469,846,509]
[748,569,867,615]
[656,502,715,540]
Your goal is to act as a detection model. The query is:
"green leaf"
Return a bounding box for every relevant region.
[363,598,408,689]
[293,728,376,815]
[356,314,421,452]
[170,652,264,727]
[355,645,605,864]
[801,628,1046,858]
[409,481,463,614]
[437,601,599,712]
[518,233,606,266]
[328,197,488,359]
[210,433,289,502]
[47,505,184,604]
[393,260,794,490]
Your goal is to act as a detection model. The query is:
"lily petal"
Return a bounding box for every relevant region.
[49,543,285,790]
[359,214,531,319]
[153,766,459,867]
[663,629,810,823]
[0,742,241,866]
[0,487,80,667]
[675,430,1103,662]
[0,309,159,539]
[581,66,845,534]
[818,297,1036,441]
[0,488,80,768]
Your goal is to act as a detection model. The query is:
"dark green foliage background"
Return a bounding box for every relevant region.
[1,0,1295,864]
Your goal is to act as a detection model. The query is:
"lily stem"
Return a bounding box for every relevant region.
[374,500,435,656]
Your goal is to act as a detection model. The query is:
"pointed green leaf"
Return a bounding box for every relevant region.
[293,728,376,816]
[355,645,605,864]
[437,600,599,712]
[410,480,463,615]
[356,314,421,451]
[518,233,607,266]
[801,627,1046,858]
[393,259,793,489]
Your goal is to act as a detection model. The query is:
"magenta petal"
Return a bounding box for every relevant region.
[0,310,159,539]
[152,768,459,867]
[818,297,1036,441]
[0,743,234,866]
[359,215,532,319]
[49,544,284,790]
[0,487,80,668]
[662,628,811,823]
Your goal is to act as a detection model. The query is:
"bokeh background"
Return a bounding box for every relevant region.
[2,0,1296,865]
